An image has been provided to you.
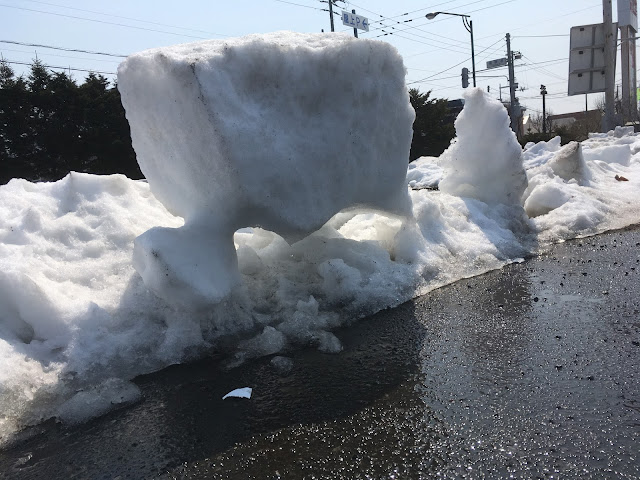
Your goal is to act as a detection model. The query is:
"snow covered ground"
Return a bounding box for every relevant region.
[1,35,640,446]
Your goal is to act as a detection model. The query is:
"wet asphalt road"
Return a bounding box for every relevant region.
[1,225,639,479]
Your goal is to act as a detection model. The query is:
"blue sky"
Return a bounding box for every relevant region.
[0,0,631,116]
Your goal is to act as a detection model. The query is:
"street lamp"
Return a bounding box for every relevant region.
[425,11,476,88]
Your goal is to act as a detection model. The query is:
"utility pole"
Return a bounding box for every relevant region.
[469,20,476,87]
[328,0,335,32]
[540,85,548,133]
[506,33,519,135]
[603,0,615,131]
[585,94,588,113]
[618,0,638,123]
[352,9,358,38]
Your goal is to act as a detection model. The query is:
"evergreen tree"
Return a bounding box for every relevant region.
[27,59,51,93]
[1,60,141,183]
[409,88,456,161]
[0,60,30,181]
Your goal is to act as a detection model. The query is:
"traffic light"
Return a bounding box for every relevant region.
[462,67,469,88]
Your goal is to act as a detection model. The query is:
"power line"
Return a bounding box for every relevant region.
[0,46,121,64]
[20,0,231,37]
[2,59,116,76]
[407,57,469,85]
[344,0,499,56]
[369,0,496,27]
[275,0,327,11]
[514,34,569,38]
[374,0,518,60]
[407,36,504,85]
[0,4,223,40]
[404,33,505,59]
[519,55,567,81]
[373,18,504,56]
[369,0,493,31]
[377,30,476,56]
[476,2,601,41]
[0,39,127,58]
[369,0,511,56]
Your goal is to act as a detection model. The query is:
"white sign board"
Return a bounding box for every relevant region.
[568,23,618,96]
[486,57,508,69]
[618,0,638,31]
[341,11,369,32]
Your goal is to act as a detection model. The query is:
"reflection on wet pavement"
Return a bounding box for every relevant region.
[164,228,639,479]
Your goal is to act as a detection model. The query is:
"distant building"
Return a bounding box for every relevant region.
[445,99,464,125]
[523,109,602,135]
[548,110,602,130]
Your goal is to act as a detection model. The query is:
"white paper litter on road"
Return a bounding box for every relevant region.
[222,387,253,400]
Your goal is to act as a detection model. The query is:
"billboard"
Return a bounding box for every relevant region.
[618,0,638,30]
[568,23,618,96]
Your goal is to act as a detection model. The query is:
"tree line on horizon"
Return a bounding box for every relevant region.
[1,60,456,185]
[0,59,141,184]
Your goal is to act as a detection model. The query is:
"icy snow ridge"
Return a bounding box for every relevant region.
[117,32,414,307]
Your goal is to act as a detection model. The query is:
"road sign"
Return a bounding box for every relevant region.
[341,11,369,32]
[486,57,508,69]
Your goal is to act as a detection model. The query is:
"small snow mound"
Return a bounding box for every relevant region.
[614,125,635,138]
[407,157,444,190]
[524,181,572,218]
[547,142,589,183]
[583,144,631,166]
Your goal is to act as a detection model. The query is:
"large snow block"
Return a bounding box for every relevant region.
[117,32,414,306]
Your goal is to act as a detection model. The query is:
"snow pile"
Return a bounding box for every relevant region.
[407,156,443,190]
[521,134,640,240]
[546,141,589,183]
[438,88,528,205]
[117,32,414,307]
[522,141,589,218]
[1,82,640,445]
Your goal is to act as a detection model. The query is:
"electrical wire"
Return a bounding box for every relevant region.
[0,3,222,40]
[0,47,121,64]
[371,0,518,60]
[2,58,115,75]
[515,34,569,38]
[475,2,601,41]
[407,35,504,85]
[20,0,232,37]
[343,0,504,56]
[275,0,327,11]
[368,0,495,27]
[0,39,127,58]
